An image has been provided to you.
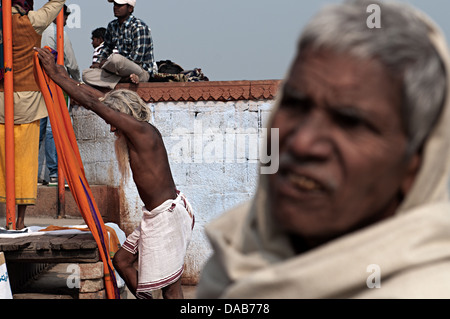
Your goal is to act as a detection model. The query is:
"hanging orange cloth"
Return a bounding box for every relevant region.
[33,47,120,299]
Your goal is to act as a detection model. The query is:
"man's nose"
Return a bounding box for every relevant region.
[285,111,333,160]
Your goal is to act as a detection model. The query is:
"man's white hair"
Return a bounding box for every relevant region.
[298,0,447,158]
[100,89,151,122]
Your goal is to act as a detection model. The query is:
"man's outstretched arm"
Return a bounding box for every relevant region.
[34,46,140,136]
[35,47,104,103]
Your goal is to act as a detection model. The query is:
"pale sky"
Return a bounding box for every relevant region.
[34,0,450,81]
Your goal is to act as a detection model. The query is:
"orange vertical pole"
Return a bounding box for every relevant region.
[56,10,66,219]
[3,0,15,230]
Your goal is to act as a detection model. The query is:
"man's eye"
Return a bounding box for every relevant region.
[333,111,380,135]
[334,113,363,128]
[280,96,311,113]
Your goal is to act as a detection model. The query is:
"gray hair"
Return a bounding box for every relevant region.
[100,89,151,122]
[298,0,447,158]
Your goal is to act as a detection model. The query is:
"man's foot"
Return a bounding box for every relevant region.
[38,178,49,186]
[119,74,144,85]
[15,221,26,231]
[49,176,58,187]
[48,176,69,188]
[130,74,140,84]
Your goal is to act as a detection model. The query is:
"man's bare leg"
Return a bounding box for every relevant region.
[16,205,27,230]
[162,277,184,299]
[113,247,140,297]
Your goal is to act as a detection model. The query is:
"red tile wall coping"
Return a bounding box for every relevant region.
[114,79,282,103]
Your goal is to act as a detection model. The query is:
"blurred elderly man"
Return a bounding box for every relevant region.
[197,0,450,298]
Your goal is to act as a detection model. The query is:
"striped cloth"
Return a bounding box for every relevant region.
[123,192,195,299]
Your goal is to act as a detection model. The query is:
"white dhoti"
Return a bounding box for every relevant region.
[122,192,195,298]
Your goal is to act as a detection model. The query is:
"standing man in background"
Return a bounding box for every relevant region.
[0,0,66,230]
[82,0,157,88]
[39,3,80,186]
[41,4,80,83]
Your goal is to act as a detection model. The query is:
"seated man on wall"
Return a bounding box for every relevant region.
[82,0,157,89]
[90,27,107,66]
[36,47,194,299]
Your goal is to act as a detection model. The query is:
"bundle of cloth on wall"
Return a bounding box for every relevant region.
[150,60,209,82]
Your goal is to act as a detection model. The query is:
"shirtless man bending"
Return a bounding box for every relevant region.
[35,47,194,299]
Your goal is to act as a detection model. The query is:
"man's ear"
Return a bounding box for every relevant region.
[401,152,422,196]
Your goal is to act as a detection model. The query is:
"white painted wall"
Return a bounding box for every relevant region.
[72,99,274,283]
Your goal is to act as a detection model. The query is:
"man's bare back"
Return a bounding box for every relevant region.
[123,121,177,211]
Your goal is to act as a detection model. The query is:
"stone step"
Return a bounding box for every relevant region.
[0,185,120,225]
[13,293,74,299]
[12,263,197,299]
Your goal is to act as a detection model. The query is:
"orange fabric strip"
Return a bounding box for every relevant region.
[33,48,120,299]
